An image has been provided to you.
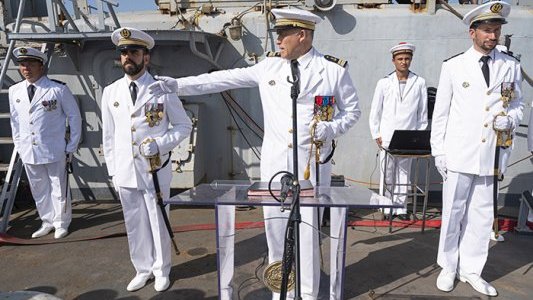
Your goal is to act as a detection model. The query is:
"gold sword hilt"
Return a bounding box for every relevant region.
[493,112,513,148]
[139,138,161,172]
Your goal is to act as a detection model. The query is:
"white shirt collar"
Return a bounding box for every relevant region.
[26,75,45,88]
[470,46,495,62]
[295,47,315,70]
[125,70,149,87]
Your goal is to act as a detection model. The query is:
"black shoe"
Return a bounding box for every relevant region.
[383,214,395,221]
[397,214,410,221]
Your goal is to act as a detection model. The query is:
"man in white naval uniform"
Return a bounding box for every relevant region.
[369,42,428,220]
[9,47,81,239]
[101,27,192,292]
[431,2,523,296]
[149,8,360,300]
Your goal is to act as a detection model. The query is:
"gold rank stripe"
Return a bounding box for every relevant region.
[275,19,315,30]
[118,38,150,48]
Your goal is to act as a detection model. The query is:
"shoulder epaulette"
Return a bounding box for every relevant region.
[386,70,395,77]
[266,51,281,58]
[51,79,66,85]
[443,52,463,62]
[501,50,520,62]
[324,55,347,68]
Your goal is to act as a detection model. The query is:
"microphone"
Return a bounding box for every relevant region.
[279,174,293,203]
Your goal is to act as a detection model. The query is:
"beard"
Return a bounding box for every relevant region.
[122,59,144,76]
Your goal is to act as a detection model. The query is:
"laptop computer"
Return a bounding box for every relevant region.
[386,130,431,155]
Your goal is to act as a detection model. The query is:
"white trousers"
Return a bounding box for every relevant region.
[437,171,493,275]
[118,186,172,278]
[24,159,71,230]
[379,150,412,215]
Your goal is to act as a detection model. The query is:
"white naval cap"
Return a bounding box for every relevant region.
[13,47,47,64]
[463,1,510,27]
[389,42,416,56]
[271,8,322,31]
[111,27,155,50]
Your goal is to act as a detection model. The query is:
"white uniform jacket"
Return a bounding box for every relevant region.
[102,72,192,190]
[9,76,82,165]
[431,47,523,176]
[369,71,428,147]
[175,47,361,180]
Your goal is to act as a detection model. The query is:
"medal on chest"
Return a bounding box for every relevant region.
[500,82,515,108]
[314,96,336,121]
[145,102,164,127]
[42,100,57,111]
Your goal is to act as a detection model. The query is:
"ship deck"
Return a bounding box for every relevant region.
[1,197,532,300]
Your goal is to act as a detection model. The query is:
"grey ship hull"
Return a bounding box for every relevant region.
[0,2,532,202]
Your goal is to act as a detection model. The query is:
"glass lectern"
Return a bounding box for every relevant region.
[167,181,400,300]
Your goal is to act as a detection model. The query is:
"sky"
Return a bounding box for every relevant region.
[93,0,157,12]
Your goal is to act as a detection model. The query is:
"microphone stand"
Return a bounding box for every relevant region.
[279,59,302,300]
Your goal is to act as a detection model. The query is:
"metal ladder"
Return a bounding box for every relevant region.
[0,0,27,234]
[0,152,23,233]
[0,0,120,233]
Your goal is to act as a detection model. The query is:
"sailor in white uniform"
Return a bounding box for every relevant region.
[149,8,360,300]
[9,47,81,239]
[101,27,192,292]
[431,2,523,296]
[369,42,428,219]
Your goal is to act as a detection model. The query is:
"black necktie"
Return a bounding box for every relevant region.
[480,55,490,87]
[28,84,35,102]
[129,81,137,105]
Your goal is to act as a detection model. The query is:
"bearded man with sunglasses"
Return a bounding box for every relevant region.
[101,27,192,292]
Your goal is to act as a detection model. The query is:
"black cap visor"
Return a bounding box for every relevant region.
[116,44,148,52]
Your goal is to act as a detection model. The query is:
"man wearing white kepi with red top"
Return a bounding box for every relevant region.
[431,1,523,296]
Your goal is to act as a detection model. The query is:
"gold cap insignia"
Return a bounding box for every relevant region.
[19,48,27,54]
[120,28,131,39]
[490,3,503,13]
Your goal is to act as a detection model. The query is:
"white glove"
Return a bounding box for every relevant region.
[313,121,334,142]
[493,115,513,131]
[148,75,179,98]
[434,155,447,181]
[141,139,159,156]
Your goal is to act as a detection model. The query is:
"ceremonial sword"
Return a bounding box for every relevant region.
[140,138,181,255]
